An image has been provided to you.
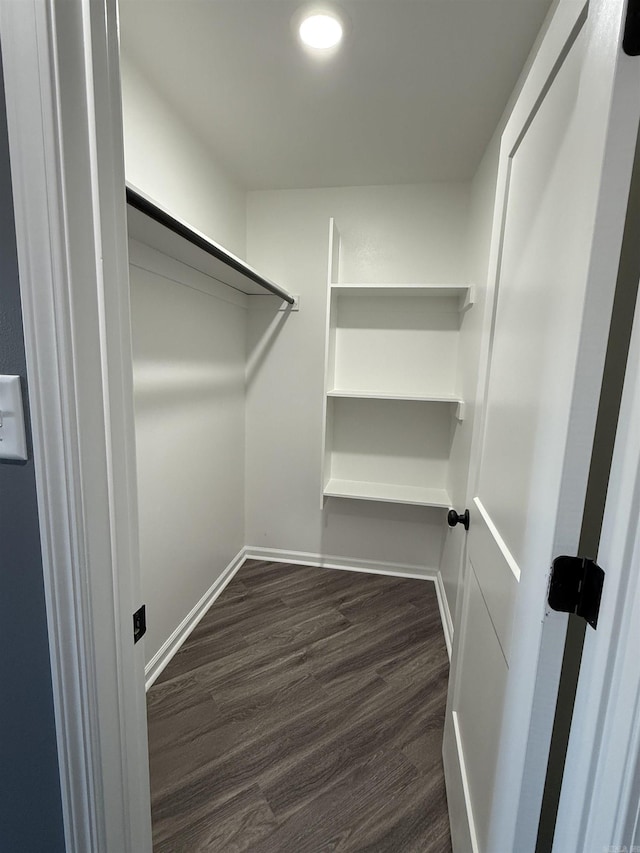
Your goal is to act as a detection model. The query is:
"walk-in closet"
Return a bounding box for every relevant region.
[108,1,640,850]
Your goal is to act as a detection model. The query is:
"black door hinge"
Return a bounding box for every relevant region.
[624,0,640,56]
[133,604,146,644]
[548,556,604,629]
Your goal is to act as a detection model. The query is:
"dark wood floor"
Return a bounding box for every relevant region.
[147,560,452,852]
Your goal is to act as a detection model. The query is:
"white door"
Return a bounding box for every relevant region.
[443,1,640,851]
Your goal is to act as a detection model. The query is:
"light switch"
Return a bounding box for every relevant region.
[0,375,28,461]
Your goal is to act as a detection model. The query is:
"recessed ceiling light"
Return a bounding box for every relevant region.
[299,12,343,50]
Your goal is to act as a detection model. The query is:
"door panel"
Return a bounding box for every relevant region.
[469,497,518,661]
[456,565,508,852]
[477,28,585,571]
[443,0,640,848]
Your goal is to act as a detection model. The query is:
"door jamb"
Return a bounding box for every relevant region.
[0,1,152,850]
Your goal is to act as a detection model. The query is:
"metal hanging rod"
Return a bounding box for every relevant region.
[125,185,295,305]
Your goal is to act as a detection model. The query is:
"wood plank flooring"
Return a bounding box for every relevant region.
[147,560,452,852]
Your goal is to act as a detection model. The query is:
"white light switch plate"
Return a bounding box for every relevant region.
[0,375,28,461]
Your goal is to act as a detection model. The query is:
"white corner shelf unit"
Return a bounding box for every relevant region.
[320,218,473,509]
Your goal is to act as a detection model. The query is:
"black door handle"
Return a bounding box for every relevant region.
[448,509,470,531]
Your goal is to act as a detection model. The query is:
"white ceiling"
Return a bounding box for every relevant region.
[119,0,552,190]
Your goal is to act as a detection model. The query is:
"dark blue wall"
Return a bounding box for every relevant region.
[0,55,66,853]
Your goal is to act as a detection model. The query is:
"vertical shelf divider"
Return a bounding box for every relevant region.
[320,218,341,508]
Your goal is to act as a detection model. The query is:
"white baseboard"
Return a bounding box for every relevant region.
[243,545,437,581]
[435,571,454,659]
[144,547,247,690]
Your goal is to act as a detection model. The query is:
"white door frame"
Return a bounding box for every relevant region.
[0,1,152,851]
[2,0,640,851]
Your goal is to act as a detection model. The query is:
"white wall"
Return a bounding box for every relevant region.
[0,63,66,849]
[245,184,470,571]
[120,53,246,257]
[130,241,247,664]
[121,53,251,666]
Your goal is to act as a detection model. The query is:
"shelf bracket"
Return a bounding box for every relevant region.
[460,285,475,313]
[278,295,300,312]
[456,401,466,422]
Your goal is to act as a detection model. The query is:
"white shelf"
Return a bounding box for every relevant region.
[327,389,465,418]
[330,283,473,312]
[320,219,472,509]
[325,396,455,498]
[327,389,461,403]
[331,282,469,294]
[323,479,451,508]
[126,184,295,304]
